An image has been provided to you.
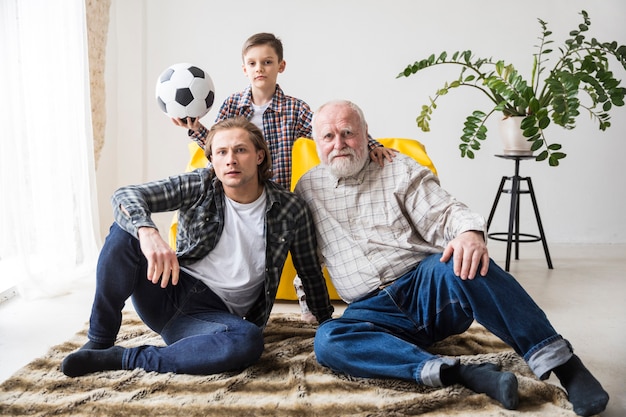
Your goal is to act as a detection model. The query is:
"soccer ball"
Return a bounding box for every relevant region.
[155,63,215,121]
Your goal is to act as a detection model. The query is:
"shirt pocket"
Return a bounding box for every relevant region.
[358,201,411,246]
[178,206,220,249]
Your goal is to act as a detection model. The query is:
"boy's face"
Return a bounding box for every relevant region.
[242,44,285,91]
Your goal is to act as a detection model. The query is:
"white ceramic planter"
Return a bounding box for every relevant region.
[498,116,533,156]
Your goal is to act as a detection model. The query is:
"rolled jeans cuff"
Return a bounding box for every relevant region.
[526,337,573,380]
[420,356,459,387]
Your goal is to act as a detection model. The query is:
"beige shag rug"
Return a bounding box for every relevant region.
[0,312,577,417]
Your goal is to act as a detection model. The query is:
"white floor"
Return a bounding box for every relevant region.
[1,242,624,416]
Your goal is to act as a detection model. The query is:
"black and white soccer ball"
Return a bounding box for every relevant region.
[155,63,215,121]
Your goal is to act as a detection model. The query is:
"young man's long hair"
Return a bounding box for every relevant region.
[204,116,273,182]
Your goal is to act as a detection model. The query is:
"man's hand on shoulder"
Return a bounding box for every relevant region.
[138,227,180,288]
[440,231,490,280]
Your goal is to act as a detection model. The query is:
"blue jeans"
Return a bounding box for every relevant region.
[87,223,264,374]
[314,254,572,387]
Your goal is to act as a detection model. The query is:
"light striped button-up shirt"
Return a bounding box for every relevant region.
[295,153,487,303]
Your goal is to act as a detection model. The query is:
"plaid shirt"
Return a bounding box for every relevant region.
[112,169,334,327]
[189,85,382,190]
[295,154,487,303]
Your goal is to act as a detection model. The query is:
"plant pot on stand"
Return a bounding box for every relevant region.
[487,115,553,270]
[499,116,533,156]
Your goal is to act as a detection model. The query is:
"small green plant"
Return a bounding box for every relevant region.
[398,10,626,166]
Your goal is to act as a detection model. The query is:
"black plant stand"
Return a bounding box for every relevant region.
[486,155,553,271]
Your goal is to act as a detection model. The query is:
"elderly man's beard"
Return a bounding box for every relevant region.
[326,144,369,178]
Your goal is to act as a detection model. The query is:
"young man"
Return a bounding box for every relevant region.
[61,117,333,377]
[294,100,609,417]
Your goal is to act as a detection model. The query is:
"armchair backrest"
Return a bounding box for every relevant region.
[290,137,437,191]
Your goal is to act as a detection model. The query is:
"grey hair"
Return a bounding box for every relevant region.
[311,100,368,139]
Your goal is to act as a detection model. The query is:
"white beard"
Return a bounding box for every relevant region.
[327,145,368,178]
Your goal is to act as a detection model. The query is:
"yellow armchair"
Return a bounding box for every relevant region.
[170,138,437,300]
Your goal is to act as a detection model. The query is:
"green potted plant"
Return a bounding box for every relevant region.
[397,10,626,166]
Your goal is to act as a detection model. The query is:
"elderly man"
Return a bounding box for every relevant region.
[294,100,608,416]
[62,116,333,377]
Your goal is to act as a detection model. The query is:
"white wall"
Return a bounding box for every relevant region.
[97,0,626,243]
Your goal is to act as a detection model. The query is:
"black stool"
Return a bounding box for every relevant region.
[486,155,553,271]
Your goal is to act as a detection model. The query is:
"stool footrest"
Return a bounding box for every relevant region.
[488,232,541,243]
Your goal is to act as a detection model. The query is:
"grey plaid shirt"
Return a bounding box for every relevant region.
[111,168,334,326]
[295,154,487,303]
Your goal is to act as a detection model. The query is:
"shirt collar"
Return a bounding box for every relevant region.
[240,84,285,113]
[262,180,289,214]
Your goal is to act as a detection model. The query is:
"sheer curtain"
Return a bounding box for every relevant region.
[0,0,100,299]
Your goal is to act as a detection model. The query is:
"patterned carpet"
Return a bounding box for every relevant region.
[0,312,577,417]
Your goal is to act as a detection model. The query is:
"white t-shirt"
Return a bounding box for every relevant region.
[250,102,270,131]
[181,190,267,316]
